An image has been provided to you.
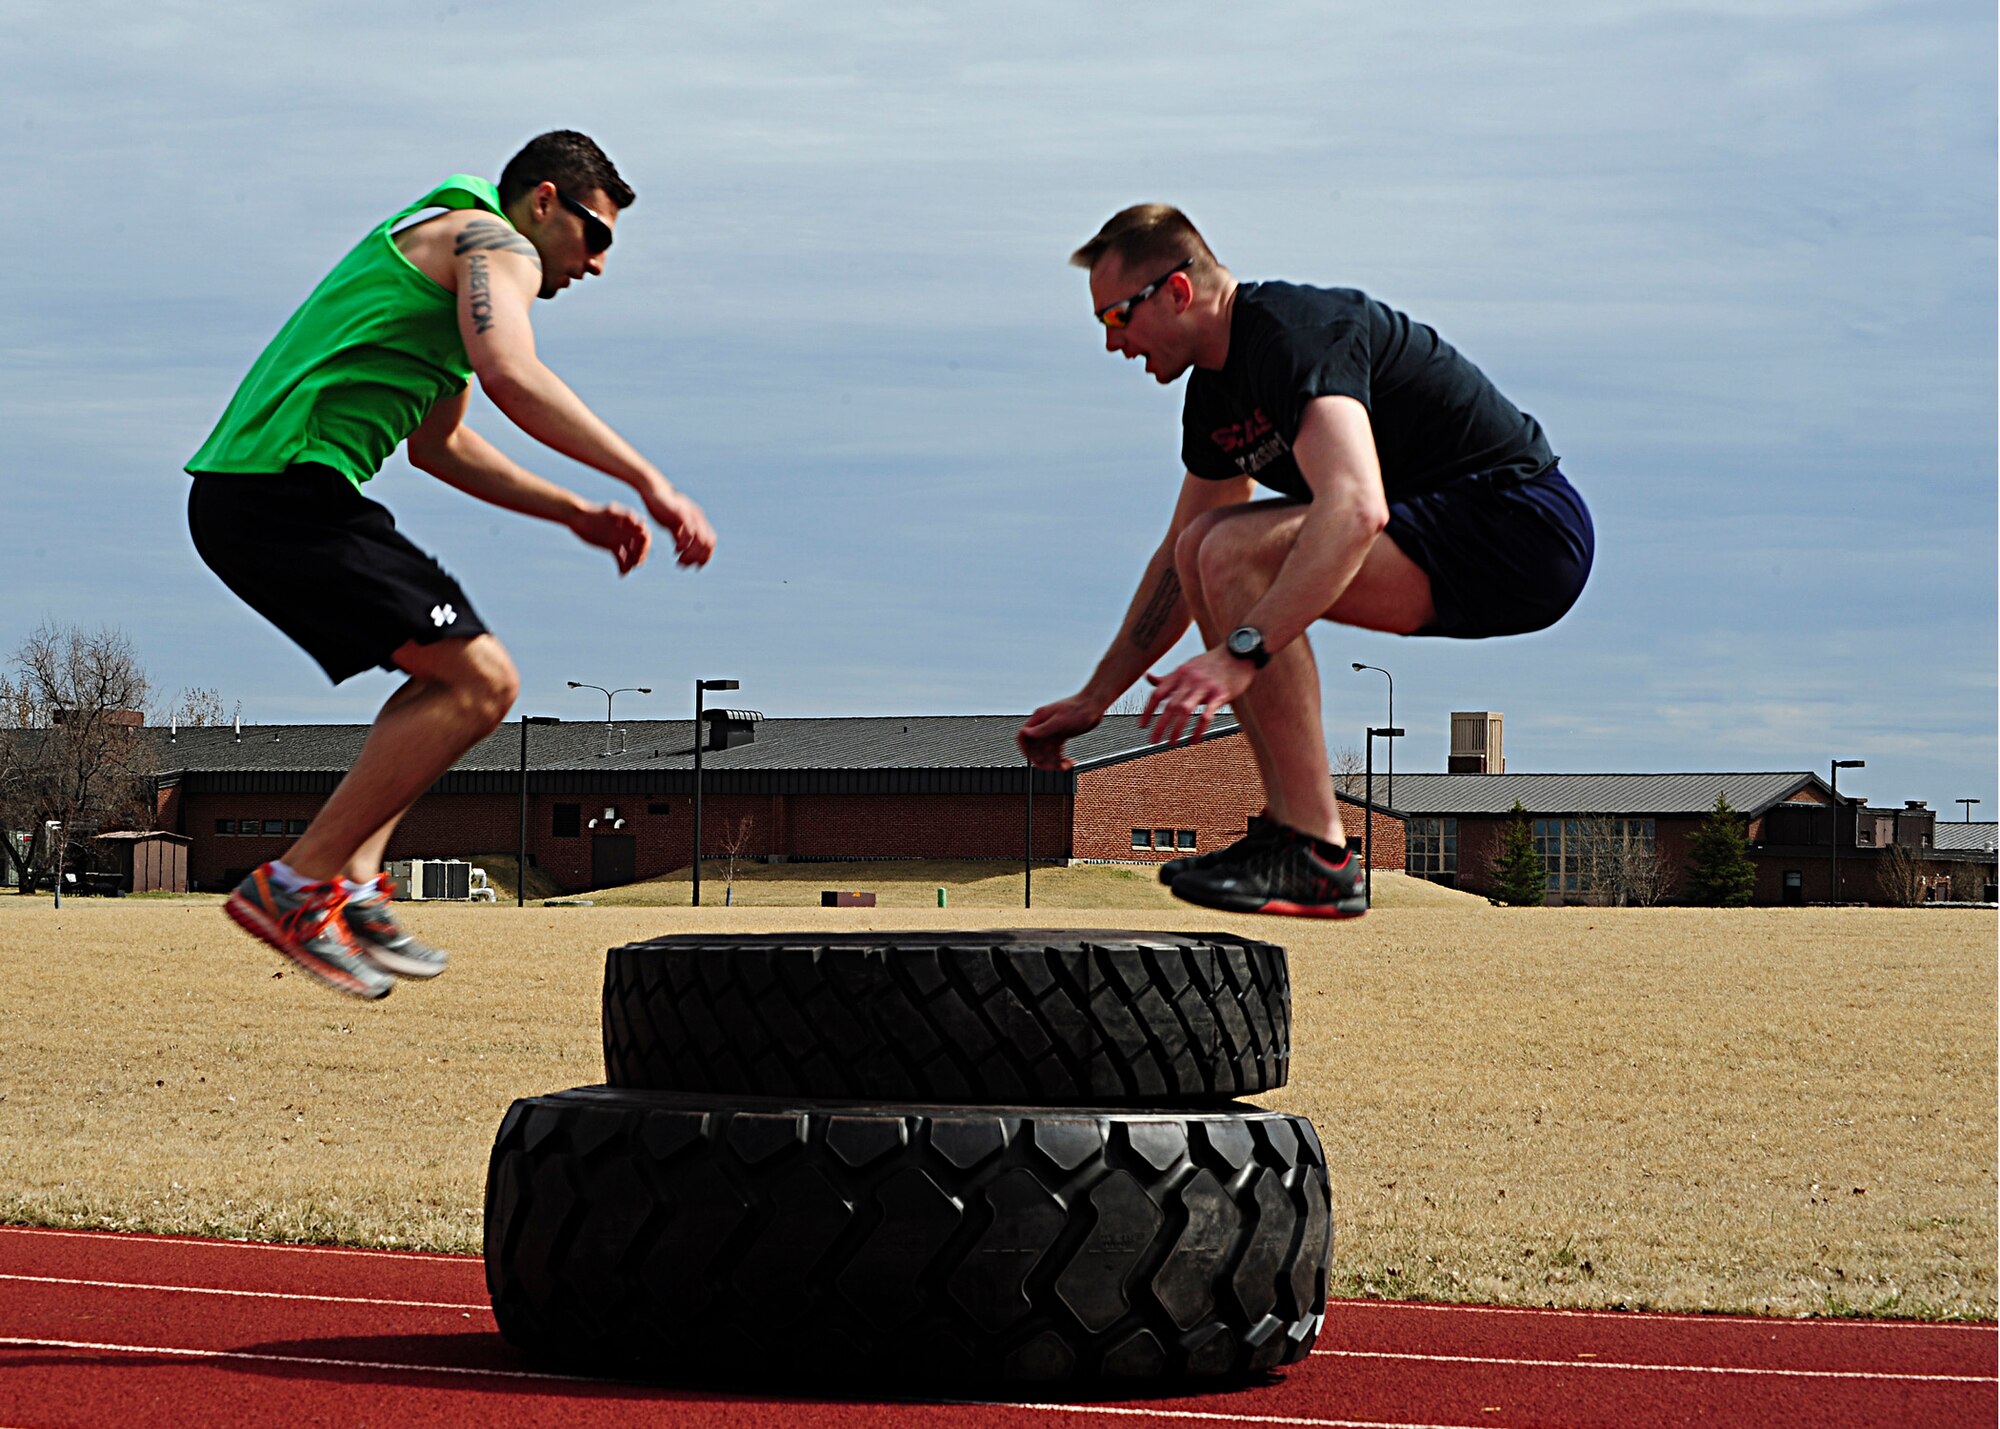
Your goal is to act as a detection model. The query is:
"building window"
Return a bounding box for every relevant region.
[1783,870,1803,905]
[1176,830,1197,850]
[214,819,234,836]
[1534,818,1659,898]
[647,803,674,816]
[285,819,307,836]
[1153,828,1173,851]
[261,819,285,837]
[1131,828,1150,850]
[1406,817,1458,885]
[553,803,581,838]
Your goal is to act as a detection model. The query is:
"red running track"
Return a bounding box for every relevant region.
[0,1225,1992,1428]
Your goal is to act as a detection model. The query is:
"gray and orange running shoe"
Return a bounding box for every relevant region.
[225,865,393,1000]
[342,874,448,979]
[1169,822,1369,919]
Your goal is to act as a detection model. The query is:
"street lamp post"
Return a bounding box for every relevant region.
[1024,757,1034,910]
[1958,798,1981,823]
[517,715,560,907]
[1351,664,1394,808]
[45,820,62,909]
[566,681,652,756]
[692,679,739,907]
[1363,727,1404,907]
[1830,759,1865,905]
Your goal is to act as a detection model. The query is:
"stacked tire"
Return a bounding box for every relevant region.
[484,929,1332,1387]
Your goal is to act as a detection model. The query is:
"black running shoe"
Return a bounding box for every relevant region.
[1158,813,1278,886]
[1169,823,1368,919]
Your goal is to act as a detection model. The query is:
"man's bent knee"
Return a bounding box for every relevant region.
[395,635,519,728]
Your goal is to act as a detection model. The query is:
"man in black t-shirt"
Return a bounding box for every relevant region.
[1019,204,1592,919]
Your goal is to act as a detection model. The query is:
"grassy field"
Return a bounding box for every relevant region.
[0,891,1991,1320]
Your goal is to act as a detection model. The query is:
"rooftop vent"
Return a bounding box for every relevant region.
[701,708,764,752]
[1448,711,1504,774]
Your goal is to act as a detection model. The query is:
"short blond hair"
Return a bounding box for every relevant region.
[1070,204,1219,281]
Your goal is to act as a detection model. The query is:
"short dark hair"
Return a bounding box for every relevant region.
[1071,203,1218,281]
[498,131,635,211]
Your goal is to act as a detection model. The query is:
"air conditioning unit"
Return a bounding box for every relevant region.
[385,858,474,901]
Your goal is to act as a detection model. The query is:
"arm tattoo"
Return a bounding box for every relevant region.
[466,253,495,334]
[1130,569,1183,649]
[455,217,541,266]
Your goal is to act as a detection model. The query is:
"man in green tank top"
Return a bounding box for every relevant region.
[188,131,713,1000]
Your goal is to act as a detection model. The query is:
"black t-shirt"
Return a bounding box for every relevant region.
[1180,282,1555,501]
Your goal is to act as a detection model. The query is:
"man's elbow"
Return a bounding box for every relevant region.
[474,359,539,415]
[407,435,451,475]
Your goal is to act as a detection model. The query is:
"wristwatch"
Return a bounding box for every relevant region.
[1225,626,1271,668]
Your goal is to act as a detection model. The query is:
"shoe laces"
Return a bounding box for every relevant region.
[281,884,353,946]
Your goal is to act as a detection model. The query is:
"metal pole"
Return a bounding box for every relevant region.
[518,716,529,908]
[1363,731,1374,907]
[693,681,705,908]
[49,821,62,909]
[1959,798,1981,823]
[1352,664,1394,808]
[1828,759,1864,904]
[1024,759,1033,910]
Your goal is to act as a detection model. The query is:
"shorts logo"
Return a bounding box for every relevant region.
[430,604,457,628]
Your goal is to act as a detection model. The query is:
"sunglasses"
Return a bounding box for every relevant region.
[556,189,614,254]
[1095,257,1193,329]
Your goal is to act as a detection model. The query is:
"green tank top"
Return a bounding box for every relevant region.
[187,175,507,487]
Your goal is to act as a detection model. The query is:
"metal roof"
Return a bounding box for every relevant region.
[1372,771,1829,818]
[143,715,1238,779]
[1934,822,1998,854]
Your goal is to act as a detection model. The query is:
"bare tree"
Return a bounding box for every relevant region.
[1570,816,1623,906]
[1107,686,1150,716]
[1570,816,1678,907]
[0,623,155,892]
[154,686,230,728]
[719,814,758,905]
[1878,844,1934,908]
[1615,838,1681,907]
[1331,745,1364,799]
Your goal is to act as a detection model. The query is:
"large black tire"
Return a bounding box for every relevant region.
[601,929,1289,1105]
[484,1086,1331,1386]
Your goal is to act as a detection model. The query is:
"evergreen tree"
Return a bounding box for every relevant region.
[1490,801,1547,906]
[1686,793,1758,906]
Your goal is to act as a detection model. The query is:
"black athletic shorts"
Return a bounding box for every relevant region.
[188,465,490,683]
[1386,465,1594,639]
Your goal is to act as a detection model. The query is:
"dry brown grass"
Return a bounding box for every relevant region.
[0,896,1990,1320]
[576,861,1484,910]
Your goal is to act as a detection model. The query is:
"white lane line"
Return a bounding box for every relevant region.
[974,1404,1526,1429]
[0,1226,473,1264]
[0,1272,487,1311]
[0,1339,1520,1427]
[1328,1300,1998,1333]
[0,1335,602,1386]
[1312,1348,1997,1384]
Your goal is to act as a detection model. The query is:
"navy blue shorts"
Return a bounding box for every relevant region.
[1386,465,1594,639]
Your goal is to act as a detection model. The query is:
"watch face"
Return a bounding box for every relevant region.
[1228,627,1260,656]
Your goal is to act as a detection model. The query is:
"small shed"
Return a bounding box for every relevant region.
[94,831,191,893]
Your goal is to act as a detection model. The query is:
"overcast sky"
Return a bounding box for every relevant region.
[2,1,1993,813]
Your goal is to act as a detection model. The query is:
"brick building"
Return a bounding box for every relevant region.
[1382,771,1999,907]
[145,713,1401,894]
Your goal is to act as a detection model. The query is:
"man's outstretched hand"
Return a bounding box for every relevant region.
[642,485,717,567]
[1140,648,1255,748]
[1018,694,1105,772]
[569,501,653,574]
